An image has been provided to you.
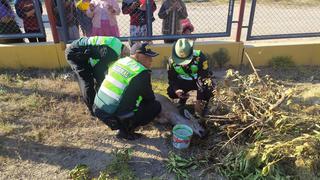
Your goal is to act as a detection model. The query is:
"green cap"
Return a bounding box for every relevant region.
[172,38,194,65]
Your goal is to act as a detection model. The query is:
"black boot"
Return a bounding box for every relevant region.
[116,114,144,140]
[116,129,142,140]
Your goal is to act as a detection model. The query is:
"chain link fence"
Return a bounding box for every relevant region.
[247,0,320,40]
[0,0,46,43]
[56,0,234,43]
[2,0,320,43]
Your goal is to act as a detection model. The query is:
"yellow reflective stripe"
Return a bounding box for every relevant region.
[110,38,122,56]
[178,75,193,80]
[178,74,198,80]
[105,37,113,45]
[193,50,201,56]
[105,75,127,90]
[96,37,102,45]
[88,36,98,45]
[100,86,121,101]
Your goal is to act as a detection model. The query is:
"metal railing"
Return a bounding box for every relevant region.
[246,0,320,40]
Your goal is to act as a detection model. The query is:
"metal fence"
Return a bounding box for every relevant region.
[1,0,320,43]
[52,0,235,43]
[0,0,46,43]
[246,0,320,40]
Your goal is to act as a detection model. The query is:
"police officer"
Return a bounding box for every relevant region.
[167,38,214,116]
[93,43,161,140]
[66,36,129,116]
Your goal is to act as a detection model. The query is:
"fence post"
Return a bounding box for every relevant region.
[146,0,153,37]
[56,0,69,43]
[44,0,59,43]
[34,0,46,39]
[236,0,246,42]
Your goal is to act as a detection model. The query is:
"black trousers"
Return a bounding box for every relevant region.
[93,100,162,131]
[167,79,211,103]
[66,44,97,115]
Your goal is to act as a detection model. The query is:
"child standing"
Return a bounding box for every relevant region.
[75,0,93,36]
[122,0,157,46]
[15,0,46,42]
[87,0,120,37]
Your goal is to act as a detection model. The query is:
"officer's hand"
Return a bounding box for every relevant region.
[175,89,189,99]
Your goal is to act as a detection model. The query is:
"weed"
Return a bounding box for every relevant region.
[25,130,45,142]
[100,147,136,180]
[205,48,230,69]
[24,93,46,111]
[216,150,289,179]
[69,164,90,180]
[0,73,12,83]
[166,152,197,179]
[268,56,295,70]
[212,48,230,68]
[0,122,16,134]
[0,86,7,95]
[204,53,216,70]
[152,80,168,95]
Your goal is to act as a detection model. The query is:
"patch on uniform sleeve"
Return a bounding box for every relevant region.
[99,47,108,57]
[202,61,208,70]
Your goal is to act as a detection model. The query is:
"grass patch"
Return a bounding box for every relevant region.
[152,79,168,96]
[70,164,90,180]
[166,152,197,179]
[268,56,295,70]
[96,147,136,180]
[0,122,16,135]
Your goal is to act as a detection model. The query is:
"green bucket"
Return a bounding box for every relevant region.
[172,124,193,149]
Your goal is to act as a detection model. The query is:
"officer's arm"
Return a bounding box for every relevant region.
[139,71,156,102]
[86,45,108,60]
[197,52,211,78]
[167,59,180,92]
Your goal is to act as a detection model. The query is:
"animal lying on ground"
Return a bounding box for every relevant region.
[154,93,206,137]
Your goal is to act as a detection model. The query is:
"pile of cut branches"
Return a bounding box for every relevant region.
[208,69,293,143]
[201,69,320,179]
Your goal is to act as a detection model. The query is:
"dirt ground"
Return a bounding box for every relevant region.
[0,67,319,179]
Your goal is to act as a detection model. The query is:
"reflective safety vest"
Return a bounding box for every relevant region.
[173,50,201,80]
[81,36,122,67]
[94,57,147,114]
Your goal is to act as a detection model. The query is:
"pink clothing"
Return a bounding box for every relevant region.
[86,0,120,36]
[91,20,119,36]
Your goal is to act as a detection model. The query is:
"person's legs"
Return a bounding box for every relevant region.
[28,37,37,42]
[76,9,92,36]
[68,25,80,41]
[93,105,120,130]
[129,25,139,46]
[66,45,96,115]
[132,100,162,128]
[25,29,42,42]
[38,37,46,42]
[164,39,177,44]
[116,100,162,140]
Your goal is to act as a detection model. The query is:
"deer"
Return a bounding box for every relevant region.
[154,93,206,138]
